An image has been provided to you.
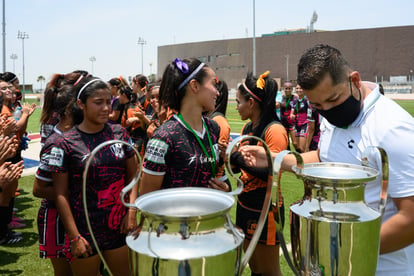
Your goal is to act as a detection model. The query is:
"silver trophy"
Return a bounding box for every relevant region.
[274,147,388,276]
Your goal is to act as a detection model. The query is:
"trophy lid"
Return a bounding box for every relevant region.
[134,187,234,220]
[292,162,379,187]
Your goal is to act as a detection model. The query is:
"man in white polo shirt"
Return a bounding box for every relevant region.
[242,44,414,275]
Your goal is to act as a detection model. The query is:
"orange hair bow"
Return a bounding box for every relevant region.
[256,70,270,89]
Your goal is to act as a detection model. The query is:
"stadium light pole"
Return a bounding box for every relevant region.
[252,0,256,75]
[2,0,6,72]
[89,56,96,74]
[285,54,289,81]
[10,53,17,72]
[137,37,146,74]
[17,30,29,98]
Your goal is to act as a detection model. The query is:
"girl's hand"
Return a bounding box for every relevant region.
[70,235,93,258]
[120,209,137,234]
[218,141,228,162]
[208,178,229,192]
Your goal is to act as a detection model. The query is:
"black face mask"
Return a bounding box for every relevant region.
[316,81,362,128]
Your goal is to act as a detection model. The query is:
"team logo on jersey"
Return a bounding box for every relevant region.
[146,139,168,164]
[49,147,64,167]
[188,154,212,166]
[347,139,355,149]
[110,143,125,159]
[39,152,50,170]
[81,153,90,163]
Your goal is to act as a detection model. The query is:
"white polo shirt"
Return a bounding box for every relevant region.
[318,82,414,275]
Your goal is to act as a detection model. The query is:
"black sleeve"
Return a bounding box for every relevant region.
[230,151,268,181]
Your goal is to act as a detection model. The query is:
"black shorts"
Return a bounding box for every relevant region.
[236,201,285,245]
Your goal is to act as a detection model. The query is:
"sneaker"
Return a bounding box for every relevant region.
[8,221,26,229]
[8,230,22,237]
[0,233,23,245]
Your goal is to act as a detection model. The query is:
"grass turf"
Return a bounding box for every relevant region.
[1,99,413,275]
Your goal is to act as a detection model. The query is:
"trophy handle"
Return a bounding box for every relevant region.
[361,146,389,217]
[273,150,303,276]
[82,139,142,276]
[225,135,274,273]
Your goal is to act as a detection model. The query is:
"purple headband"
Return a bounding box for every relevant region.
[174,58,189,74]
[177,62,205,91]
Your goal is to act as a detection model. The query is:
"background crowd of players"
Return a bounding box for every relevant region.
[0,60,321,276]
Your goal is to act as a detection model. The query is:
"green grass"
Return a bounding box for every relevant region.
[2,99,413,275]
[396,99,414,116]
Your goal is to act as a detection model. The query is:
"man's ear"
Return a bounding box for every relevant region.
[350,71,361,89]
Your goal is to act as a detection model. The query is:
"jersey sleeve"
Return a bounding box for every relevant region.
[36,136,57,182]
[263,123,289,153]
[45,135,70,174]
[143,137,168,175]
[212,115,231,144]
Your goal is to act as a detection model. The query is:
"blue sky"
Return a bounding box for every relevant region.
[3,0,413,89]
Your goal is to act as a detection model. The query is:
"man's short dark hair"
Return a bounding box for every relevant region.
[297,44,351,90]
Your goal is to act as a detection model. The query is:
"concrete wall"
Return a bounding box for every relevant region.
[158,25,414,90]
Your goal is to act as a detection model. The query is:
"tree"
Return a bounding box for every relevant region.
[37,75,46,91]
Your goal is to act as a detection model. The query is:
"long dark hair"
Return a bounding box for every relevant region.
[159,57,208,111]
[238,71,278,138]
[40,73,80,124]
[213,79,228,116]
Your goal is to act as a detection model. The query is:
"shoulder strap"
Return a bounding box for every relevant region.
[260,121,281,140]
[210,112,224,119]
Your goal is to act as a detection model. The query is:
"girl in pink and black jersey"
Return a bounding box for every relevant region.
[141,58,229,194]
[33,72,81,276]
[46,75,138,276]
[279,81,297,149]
[290,84,311,152]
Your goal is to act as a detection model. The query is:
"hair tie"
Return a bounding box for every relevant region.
[256,70,270,90]
[74,75,84,86]
[177,62,205,91]
[77,79,101,100]
[9,76,17,83]
[242,82,262,102]
[174,58,189,74]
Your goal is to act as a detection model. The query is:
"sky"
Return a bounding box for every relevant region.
[3,0,414,90]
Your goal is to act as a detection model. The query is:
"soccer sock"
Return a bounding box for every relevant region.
[7,197,15,224]
[0,206,9,237]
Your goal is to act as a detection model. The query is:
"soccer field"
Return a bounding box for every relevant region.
[1,99,413,276]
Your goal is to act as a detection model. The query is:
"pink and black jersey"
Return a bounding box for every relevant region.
[46,124,134,234]
[40,112,60,146]
[143,115,220,189]
[280,94,297,128]
[292,96,311,126]
[37,126,63,182]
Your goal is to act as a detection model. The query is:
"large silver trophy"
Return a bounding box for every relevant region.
[118,135,275,275]
[274,147,388,276]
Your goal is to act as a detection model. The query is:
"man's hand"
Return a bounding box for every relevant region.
[239,145,268,167]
